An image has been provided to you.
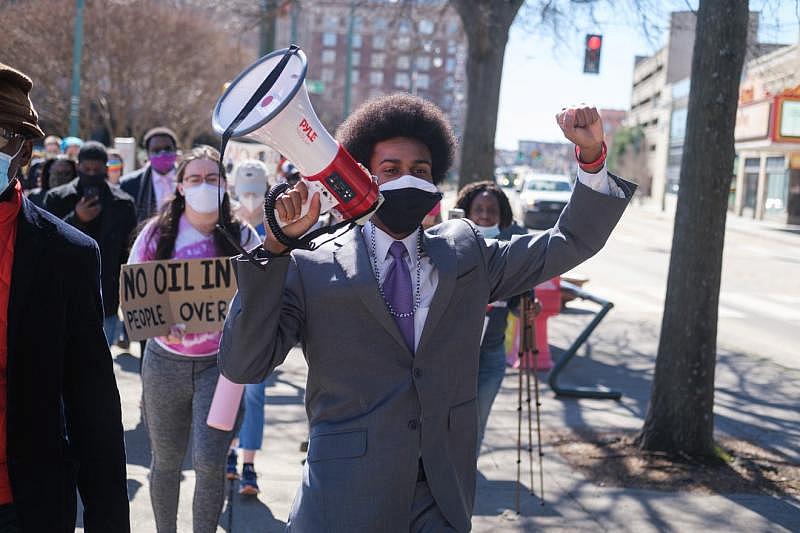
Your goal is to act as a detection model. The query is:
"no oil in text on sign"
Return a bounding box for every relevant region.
[119,257,237,341]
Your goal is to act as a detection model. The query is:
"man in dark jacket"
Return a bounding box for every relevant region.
[44,142,137,345]
[0,63,129,532]
[120,127,178,223]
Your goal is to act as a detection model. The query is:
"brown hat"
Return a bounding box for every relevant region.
[0,63,45,140]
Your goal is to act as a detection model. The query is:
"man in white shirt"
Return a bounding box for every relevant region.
[220,93,635,532]
[120,127,179,222]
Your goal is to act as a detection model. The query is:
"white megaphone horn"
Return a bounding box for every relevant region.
[212,46,382,252]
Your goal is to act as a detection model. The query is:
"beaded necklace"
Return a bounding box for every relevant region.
[368,223,423,319]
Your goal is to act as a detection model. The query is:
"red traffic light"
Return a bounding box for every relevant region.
[587,35,602,50]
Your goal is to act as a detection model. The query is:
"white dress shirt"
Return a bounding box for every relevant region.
[363,164,622,349]
[151,167,176,209]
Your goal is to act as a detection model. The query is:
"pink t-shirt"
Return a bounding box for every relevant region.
[129,215,261,356]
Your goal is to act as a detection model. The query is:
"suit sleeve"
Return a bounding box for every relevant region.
[62,242,130,532]
[219,251,305,384]
[481,174,636,303]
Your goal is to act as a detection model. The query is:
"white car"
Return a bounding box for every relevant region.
[518,173,573,229]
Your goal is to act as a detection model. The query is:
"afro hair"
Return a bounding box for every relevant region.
[335,93,456,184]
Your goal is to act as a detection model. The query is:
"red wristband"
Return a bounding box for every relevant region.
[575,141,607,173]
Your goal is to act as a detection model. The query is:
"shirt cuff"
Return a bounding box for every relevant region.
[576,164,625,198]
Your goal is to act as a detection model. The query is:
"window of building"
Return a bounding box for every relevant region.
[419,19,435,34]
[323,16,339,30]
[398,20,412,33]
[445,57,455,73]
[374,17,388,31]
[322,49,336,64]
[371,53,385,69]
[352,33,362,48]
[350,69,360,84]
[415,56,431,71]
[397,36,411,50]
[416,73,430,90]
[373,35,385,50]
[350,51,360,66]
[446,19,459,35]
[743,157,760,211]
[765,156,788,213]
[397,55,411,70]
[395,72,410,88]
[322,32,337,47]
[321,68,334,83]
[370,70,384,86]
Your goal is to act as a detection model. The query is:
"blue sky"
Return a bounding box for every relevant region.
[494,0,800,149]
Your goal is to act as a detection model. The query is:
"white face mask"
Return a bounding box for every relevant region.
[240,195,263,213]
[0,143,23,193]
[475,223,500,239]
[183,183,221,214]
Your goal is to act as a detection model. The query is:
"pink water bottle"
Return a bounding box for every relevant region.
[207,375,244,431]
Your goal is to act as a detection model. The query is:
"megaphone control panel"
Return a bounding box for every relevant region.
[325,173,356,203]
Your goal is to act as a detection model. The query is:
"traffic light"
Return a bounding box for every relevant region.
[583,34,602,74]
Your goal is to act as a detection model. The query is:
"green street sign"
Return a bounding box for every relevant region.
[306,80,325,94]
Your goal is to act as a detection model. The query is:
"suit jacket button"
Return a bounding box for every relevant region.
[408,419,419,431]
[413,368,423,378]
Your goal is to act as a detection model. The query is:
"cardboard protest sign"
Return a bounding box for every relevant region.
[119,257,237,341]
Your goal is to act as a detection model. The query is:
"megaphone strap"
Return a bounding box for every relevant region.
[215,45,301,270]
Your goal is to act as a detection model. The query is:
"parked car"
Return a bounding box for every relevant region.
[495,165,529,189]
[518,173,573,229]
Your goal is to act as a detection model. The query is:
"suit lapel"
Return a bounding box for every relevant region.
[333,228,412,355]
[417,231,456,353]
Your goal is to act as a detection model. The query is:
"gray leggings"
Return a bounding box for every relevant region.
[142,341,239,533]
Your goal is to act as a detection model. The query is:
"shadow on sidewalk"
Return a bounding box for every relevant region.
[544,323,800,531]
[219,486,287,533]
[473,470,560,519]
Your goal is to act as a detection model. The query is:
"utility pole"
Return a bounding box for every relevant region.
[68,0,85,137]
[290,0,299,44]
[259,0,277,56]
[343,0,356,120]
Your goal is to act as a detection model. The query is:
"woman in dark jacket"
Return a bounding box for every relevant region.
[456,181,529,450]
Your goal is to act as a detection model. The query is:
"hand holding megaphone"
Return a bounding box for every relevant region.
[264,182,321,255]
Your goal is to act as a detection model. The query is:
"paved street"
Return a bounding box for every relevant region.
[84,200,799,532]
[508,192,800,371]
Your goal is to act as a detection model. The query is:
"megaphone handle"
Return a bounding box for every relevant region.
[275,179,338,227]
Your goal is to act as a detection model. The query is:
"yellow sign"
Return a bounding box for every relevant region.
[119,257,237,341]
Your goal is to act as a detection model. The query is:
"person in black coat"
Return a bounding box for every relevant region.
[44,142,138,344]
[0,62,129,532]
[120,127,179,223]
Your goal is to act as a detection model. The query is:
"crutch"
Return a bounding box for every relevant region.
[522,293,545,506]
[516,293,545,514]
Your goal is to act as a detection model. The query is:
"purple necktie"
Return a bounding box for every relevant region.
[382,241,415,353]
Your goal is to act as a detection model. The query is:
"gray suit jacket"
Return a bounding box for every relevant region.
[219,176,635,532]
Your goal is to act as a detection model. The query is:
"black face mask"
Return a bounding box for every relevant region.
[375,188,442,235]
[77,170,107,188]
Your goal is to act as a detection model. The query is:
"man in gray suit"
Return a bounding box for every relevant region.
[220,94,635,532]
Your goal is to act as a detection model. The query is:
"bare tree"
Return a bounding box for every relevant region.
[1,0,249,148]
[636,0,750,458]
[450,0,524,188]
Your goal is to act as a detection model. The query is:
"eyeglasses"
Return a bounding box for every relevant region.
[183,173,223,187]
[0,127,25,151]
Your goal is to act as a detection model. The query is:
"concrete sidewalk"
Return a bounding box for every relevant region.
[98,299,800,533]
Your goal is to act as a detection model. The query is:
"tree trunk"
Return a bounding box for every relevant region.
[451,0,523,189]
[637,0,749,458]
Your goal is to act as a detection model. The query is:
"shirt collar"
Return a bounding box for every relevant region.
[152,167,175,182]
[365,221,419,265]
